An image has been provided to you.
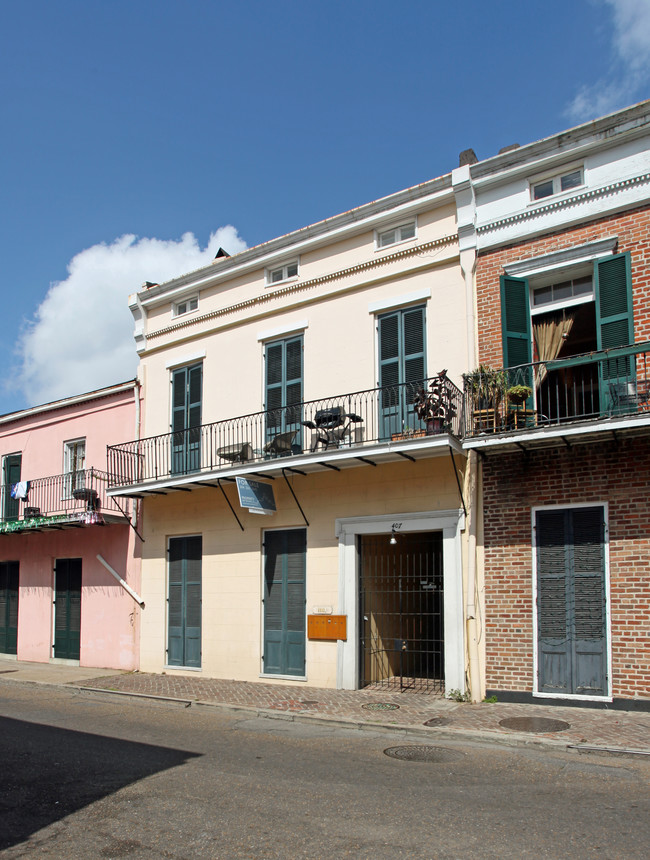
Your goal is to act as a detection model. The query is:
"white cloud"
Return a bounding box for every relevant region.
[566,0,650,122]
[13,226,247,407]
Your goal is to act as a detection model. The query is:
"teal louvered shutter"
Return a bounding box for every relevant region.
[171,364,202,474]
[0,562,19,655]
[379,306,426,437]
[167,536,202,668]
[263,529,306,676]
[54,558,81,660]
[536,507,606,696]
[265,337,303,448]
[595,253,634,412]
[3,454,22,522]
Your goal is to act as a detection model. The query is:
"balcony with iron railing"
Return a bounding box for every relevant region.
[463,342,650,446]
[0,468,130,534]
[107,373,464,492]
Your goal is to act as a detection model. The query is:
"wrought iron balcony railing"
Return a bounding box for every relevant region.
[0,468,128,533]
[463,342,650,437]
[107,374,463,488]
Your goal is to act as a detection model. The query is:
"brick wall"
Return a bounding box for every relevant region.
[482,437,650,700]
[476,204,650,367]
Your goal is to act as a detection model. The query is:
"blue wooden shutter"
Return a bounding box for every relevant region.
[0,561,19,655]
[500,276,532,369]
[263,529,306,676]
[379,306,426,437]
[536,507,606,696]
[265,337,303,445]
[595,253,634,411]
[168,536,202,668]
[171,364,202,474]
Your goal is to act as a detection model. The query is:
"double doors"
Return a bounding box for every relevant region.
[378,306,426,439]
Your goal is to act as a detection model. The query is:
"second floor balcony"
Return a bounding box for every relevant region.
[463,342,650,449]
[0,468,131,534]
[107,374,464,493]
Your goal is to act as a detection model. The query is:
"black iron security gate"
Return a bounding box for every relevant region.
[359,531,444,693]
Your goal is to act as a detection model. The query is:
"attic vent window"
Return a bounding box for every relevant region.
[376,220,416,250]
[531,167,583,202]
[267,261,299,285]
[174,296,198,317]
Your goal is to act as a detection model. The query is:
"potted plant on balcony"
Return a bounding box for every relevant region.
[413,369,457,434]
[464,364,508,433]
[506,384,532,406]
[506,384,533,429]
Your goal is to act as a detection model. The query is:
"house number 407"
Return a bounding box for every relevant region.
[392,522,402,530]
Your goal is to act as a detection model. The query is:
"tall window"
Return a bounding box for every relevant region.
[378,305,426,438]
[263,529,306,677]
[265,336,303,453]
[171,363,203,475]
[64,438,86,497]
[167,535,202,668]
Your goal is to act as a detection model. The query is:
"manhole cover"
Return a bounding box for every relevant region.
[384,745,464,763]
[362,702,400,711]
[499,717,571,733]
[423,717,451,728]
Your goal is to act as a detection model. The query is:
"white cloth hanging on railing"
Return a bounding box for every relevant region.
[11,481,29,500]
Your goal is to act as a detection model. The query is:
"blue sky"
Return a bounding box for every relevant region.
[1,0,649,415]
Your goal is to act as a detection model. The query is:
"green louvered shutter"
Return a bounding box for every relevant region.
[536,507,606,696]
[500,276,533,369]
[3,454,22,522]
[595,253,634,412]
[0,561,19,655]
[167,536,202,668]
[54,558,81,660]
[263,529,306,676]
[265,336,303,449]
[171,364,202,475]
[378,306,426,438]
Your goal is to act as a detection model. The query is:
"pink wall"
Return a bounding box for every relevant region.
[4,522,141,670]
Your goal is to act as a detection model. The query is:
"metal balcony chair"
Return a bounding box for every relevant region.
[263,429,298,458]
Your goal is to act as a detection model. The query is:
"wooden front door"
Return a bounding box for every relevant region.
[0,561,19,655]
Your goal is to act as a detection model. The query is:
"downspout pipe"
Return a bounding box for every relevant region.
[97,554,145,608]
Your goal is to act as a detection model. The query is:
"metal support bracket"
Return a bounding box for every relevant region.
[110,496,145,543]
[282,469,309,526]
[217,479,244,531]
[449,447,467,519]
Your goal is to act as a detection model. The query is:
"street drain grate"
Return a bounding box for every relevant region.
[423,717,452,728]
[300,701,320,706]
[0,670,17,674]
[499,717,571,733]
[362,702,400,711]
[384,745,464,763]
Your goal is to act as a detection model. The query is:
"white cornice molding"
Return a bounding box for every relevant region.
[504,238,618,277]
[138,180,454,307]
[144,234,458,343]
[477,173,650,237]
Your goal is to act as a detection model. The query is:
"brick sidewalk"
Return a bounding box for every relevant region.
[76,672,650,754]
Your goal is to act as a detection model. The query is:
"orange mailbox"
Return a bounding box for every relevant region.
[307,614,347,641]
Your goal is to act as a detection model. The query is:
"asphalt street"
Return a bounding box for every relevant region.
[1,683,648,859]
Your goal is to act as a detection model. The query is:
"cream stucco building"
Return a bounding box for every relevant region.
[108,176,475,694]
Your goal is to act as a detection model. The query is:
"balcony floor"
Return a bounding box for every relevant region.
[108,433,464,498]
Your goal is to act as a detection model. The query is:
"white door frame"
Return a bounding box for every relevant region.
[335,509,465,691]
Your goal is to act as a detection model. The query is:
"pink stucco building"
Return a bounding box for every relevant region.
[0,381,141,670]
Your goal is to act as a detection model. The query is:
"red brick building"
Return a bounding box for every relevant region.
[453,101,650,708]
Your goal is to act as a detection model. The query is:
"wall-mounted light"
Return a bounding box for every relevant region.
[390,529,397,545]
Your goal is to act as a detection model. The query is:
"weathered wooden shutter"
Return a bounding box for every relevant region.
[167,536,202,668]
[263,529,306,677]
[0,561,19,655]
[536,507,606,696]
[500,276,532,369]
[595,253,634,411]
[54,558,81,660]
